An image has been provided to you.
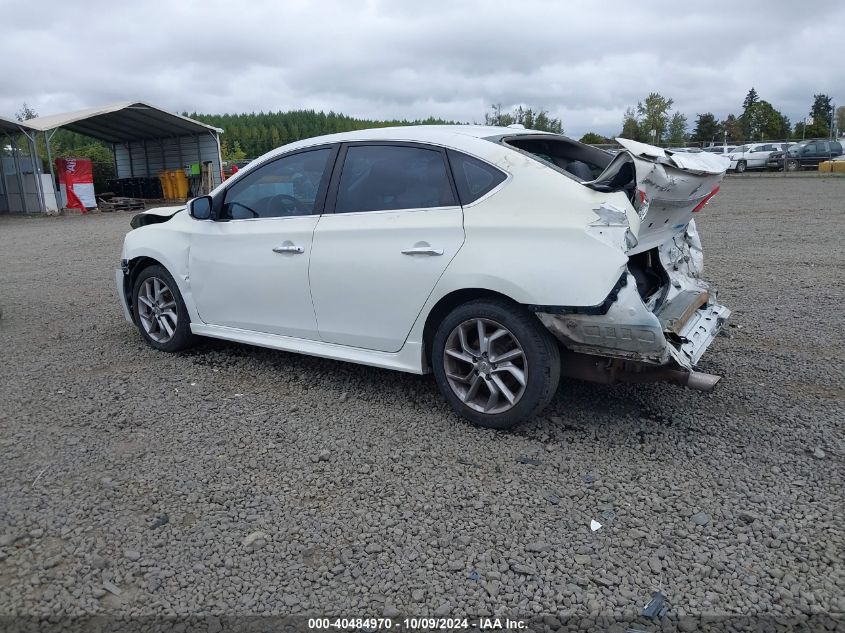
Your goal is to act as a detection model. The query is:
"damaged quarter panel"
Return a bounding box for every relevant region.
[522,136,731,370]
[425,135,641,311]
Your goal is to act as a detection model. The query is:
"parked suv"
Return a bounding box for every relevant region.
[767,140,843,171]
[727,142,790,172]
[116,127,731,428]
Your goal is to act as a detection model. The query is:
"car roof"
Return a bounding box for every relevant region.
[253,124,550,161]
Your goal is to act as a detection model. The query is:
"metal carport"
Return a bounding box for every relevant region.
[0,115,51,213]
[23,102,224,211]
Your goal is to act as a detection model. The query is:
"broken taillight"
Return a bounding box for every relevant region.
[692,186,720,213]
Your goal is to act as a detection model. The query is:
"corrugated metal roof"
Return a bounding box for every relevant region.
[0,115,36,135]
[23,102,222,143]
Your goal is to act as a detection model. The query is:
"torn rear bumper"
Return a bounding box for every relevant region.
[536,274,671,365]
[534,273,730,381]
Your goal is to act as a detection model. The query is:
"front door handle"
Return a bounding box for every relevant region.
[272,244,304,254]
[401,246,444,256]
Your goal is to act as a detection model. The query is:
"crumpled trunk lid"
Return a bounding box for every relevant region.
[587,139,729,254]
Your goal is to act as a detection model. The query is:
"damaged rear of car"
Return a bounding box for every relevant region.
[498,134,731,391]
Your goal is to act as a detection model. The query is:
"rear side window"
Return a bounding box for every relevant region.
[832,142,843,153]
[447,149,507,205]
[335,145,456,213]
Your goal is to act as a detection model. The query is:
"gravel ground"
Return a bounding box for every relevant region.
[0,177,843,630]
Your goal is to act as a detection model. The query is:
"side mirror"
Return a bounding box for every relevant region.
[189,196,212,220]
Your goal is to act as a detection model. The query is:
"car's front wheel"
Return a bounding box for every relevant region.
[735,160,747,173]
[132,264,195,352]
[786,159,800,172]
[431,298,560,429]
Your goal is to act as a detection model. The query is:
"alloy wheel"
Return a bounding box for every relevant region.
[443,318,528,414]
[137,277,178,343]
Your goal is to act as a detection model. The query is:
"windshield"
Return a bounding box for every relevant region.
[732,145,749,153]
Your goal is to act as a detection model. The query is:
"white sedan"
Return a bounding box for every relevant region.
[116,126,731,428]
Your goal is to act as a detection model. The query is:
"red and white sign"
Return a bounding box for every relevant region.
[56,158,96,212]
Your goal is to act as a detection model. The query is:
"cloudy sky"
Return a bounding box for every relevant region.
[2,0,842,137]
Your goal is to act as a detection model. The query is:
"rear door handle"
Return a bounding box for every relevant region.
[272,244,304,254]
[401,246,443,256]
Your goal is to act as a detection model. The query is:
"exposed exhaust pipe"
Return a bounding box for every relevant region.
[681,370,721,392]
[558,350,722,392]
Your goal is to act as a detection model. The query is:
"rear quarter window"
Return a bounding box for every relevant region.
[446,149,507,205]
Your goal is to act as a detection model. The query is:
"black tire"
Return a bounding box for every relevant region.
[132,264,195,352]
[431,298,560,429]
[735,160,747,173]
[786,159,800,172]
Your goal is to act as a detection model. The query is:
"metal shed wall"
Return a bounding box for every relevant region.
[112,133,222,189]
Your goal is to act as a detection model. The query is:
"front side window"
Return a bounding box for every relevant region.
[334,145,456,213]
[222,148,331,219]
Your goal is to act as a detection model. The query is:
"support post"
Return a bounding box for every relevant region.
[24,131,46,213]
[127,142,134,177]
[0,138,8,211]
[44,130,59,208]
[209,131,223,188]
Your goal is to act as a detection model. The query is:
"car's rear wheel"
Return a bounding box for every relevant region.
[132,265,195,352]
[735,160,747,173]
[786,159,800,172]
[431,298,560,429]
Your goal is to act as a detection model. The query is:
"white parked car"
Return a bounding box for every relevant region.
[704,145,737,156]
[727,142,790,172]
[116,126,731,428]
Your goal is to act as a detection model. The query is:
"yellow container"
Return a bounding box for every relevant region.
[173,169,189,200]
[159,171,173,199]
[818,160,845,173]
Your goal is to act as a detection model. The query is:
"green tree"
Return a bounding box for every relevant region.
[667,112,688,145]
[722,114,743,143]
[15,102,38,121]
[579,132,610,144]
[191,109,458,158]
[754,101,790,139]
[620,107,642,141]
[484,104,563,133]
[806,94,833,138]
[228,141,246,161]
[691,113,721,144]
[739,87,760,139]
[636,92,674,143]
[836,106,845,136]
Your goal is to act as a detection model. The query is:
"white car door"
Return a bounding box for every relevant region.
[309,143,465,352]
[748,144,771,168]
[188,146,336,339]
